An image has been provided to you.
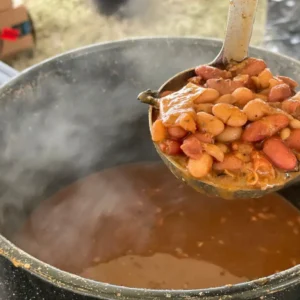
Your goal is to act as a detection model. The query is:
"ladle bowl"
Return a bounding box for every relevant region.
[137,0,300,199]
[145,87,300,200]
[138,74,300,199]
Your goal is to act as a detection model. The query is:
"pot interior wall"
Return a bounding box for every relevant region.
[0,38,300,241]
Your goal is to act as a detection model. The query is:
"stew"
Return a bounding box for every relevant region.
[13,162,300,289]
[151,58,300,190]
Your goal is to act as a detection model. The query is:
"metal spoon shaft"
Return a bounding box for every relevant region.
[213,0,258,66]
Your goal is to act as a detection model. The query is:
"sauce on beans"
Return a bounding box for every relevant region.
[13,163,300,289]
[152,57,300,190]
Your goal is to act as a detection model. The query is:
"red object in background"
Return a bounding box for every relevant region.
[0,27,20,41]
[0,5,35,59]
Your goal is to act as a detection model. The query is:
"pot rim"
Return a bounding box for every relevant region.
[1,36,300,299]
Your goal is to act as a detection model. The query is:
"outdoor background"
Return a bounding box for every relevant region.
[11,0,267,70]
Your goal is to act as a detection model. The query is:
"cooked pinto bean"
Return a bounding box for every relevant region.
[246,77,257,91]
[187,153,213,178]
[241,58,267,76]
[213,154,243,171]
[269,77,284,89]
[229,58,267,76]
[215,94,236,104]
[278,76,298,89]
[151,120,167,142]
[196,112,225,136]
[212,103,247,127]
[234,74,257,90]
[232,87,254,106]
[290,119,300,129]
[215,143,229,153]
[285,129,300,151]
[282,99,300,119]
[268,83,292,102]
[195,103,214,114]
[280,128,291,140]
[263,137,297,171]
[216,126,243,143]
[243,99,273,121]
[180,135,202,159]
[206,78,244,95]
[195,65,231,80]
[202,143,224,162]
[167,126,188,139]
[242,114,290,142]
[193,132,214,143]
[243,99,290,121]
[177,113,197,133]
[194,88,220,103]
[258,68,273,89]
[159,139,182,155]
[233,74,249,84]
[260,88,271,96]
[251,76,260,89]
[254,93,268,101]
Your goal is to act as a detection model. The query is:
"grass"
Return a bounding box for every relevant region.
[11,0,267,70]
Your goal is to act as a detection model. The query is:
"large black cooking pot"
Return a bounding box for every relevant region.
[1,38,300,300]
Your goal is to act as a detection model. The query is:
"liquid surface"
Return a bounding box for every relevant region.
[13,162,300,290]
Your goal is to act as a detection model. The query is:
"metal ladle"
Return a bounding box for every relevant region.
[137,0,300,199]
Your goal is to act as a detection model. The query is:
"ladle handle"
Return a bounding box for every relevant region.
[213,0,258,66]
[137,90,160,108]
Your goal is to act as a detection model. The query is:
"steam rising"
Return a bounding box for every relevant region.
[0,35,219,241]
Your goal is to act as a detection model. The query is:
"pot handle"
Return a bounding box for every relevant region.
[0,61,19,86]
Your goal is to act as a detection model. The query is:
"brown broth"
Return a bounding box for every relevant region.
[13,162,300,290]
